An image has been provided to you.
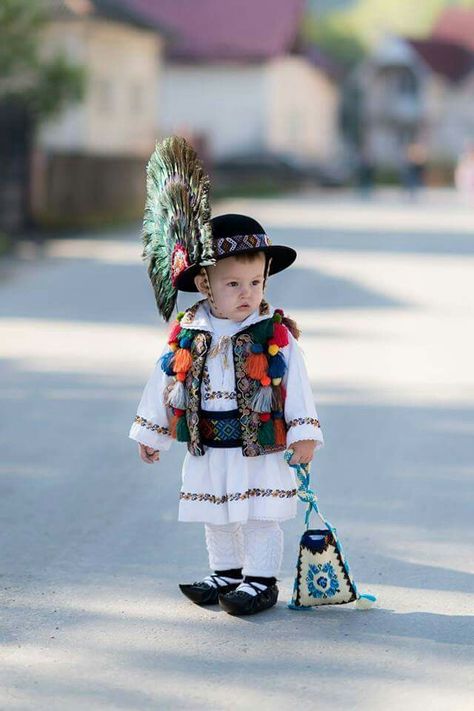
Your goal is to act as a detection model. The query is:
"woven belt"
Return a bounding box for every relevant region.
[199,409,242,448]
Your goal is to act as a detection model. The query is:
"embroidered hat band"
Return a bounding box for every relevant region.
[214,233,271,257]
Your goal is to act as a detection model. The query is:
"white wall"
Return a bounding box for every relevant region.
[265,56,340,162]
[38,18,162,157]
[161,64,267,158]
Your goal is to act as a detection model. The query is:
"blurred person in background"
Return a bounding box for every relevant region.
[402,140,428,199]
[455,143,474,204]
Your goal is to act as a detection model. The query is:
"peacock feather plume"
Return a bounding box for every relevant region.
[142,136,215,321]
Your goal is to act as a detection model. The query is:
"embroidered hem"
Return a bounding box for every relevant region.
[180,487,297,505]
[287,417,320,428]
[133,415,169,436]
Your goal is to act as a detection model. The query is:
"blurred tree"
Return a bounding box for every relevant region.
[301,12,366,70]
[305,0,474,56]
[0,0,85,233]
[0,0,85,119]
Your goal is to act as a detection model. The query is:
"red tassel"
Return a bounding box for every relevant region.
[245,352,268,380]
[273,418,287,446]
[167,322,182,344]
[173,348,193,374]
[273,323,289,347]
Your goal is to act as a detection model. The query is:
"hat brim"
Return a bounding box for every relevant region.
[174,245,297,292]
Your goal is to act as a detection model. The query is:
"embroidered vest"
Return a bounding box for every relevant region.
[183,321,287,457]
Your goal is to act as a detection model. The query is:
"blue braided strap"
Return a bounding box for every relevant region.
[284,449,377,608]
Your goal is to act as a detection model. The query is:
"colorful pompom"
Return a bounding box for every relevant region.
[179,336,192,349]
[246,352,268,380]
[160,351,175,376]
[260,375,271,387]
[273,322,289,347]
[251,343,263,354]
[268,343,279,356]
[176,312,185,322]
[258,419,275,446]
[272,377,282,386]
[166,379,187,409]
[167,321,182,344]
[268,352,286,379]
[272,312,283,323]
[260,412,271,422]
[176,372,186,382]
[169,342,178,352]
[251,385,273,413]
[176,415,190,442]
[173,348,193,374]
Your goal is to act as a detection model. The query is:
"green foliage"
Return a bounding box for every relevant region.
[301,14,366,70]
[304,0,474,58]
[0,0,85,120]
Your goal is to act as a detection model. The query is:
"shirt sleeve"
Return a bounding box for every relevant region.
[282,331,324,451]
[129,349,174,451]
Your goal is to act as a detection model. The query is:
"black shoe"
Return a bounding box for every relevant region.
[179,574,242,606]
[218,582,279,616]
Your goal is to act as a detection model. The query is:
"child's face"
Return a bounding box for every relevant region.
[195,252,266,321]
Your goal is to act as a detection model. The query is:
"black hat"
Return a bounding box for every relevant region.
[174,213,297,292]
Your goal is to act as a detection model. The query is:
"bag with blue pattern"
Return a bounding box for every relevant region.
[284,451,377,610]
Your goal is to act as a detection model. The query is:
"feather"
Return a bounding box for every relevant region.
[142,136,215,321]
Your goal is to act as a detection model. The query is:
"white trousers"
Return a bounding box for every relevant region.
[204,520,283,578]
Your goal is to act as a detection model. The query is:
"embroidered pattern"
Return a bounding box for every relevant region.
[306,562,340,600]
[134,415,169,436]
[180,487,297,504]
[287,417,320,428]
[186,331,212,456]
[215,233,271,257]
[199,411,242,443]
[202,364,236,401]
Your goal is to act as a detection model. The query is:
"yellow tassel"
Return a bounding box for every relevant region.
[173,348,193,374]
[245,352,268,380]
[273,418,287,446]
[268,343,279,356]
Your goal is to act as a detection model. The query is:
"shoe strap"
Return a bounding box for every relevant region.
[203,574,242,589]
[237,581,267,596]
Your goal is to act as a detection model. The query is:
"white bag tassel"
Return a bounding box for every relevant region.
[251,385,273,413]
[355,593,377,610]
[166,379,187,409]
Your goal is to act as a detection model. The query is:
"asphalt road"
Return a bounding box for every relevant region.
[1,191,473,710]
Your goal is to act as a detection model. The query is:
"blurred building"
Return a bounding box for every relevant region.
[32,0,166,226]
[129,0,341,167]
[350,11,474,172]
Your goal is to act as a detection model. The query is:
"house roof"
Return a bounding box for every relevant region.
[408,38,474,82]
[47,0,169,33]
[118,0,306,61]
[432,7,474,52]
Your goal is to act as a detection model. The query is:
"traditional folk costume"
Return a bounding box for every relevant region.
[129,137,323,615]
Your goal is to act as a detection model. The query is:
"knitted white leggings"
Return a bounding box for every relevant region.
[204,520,283,578]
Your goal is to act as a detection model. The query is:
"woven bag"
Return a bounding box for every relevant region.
[285,451,377,610]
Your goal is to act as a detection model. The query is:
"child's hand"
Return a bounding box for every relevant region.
[288,440,316,465]
[138,443,160,464]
